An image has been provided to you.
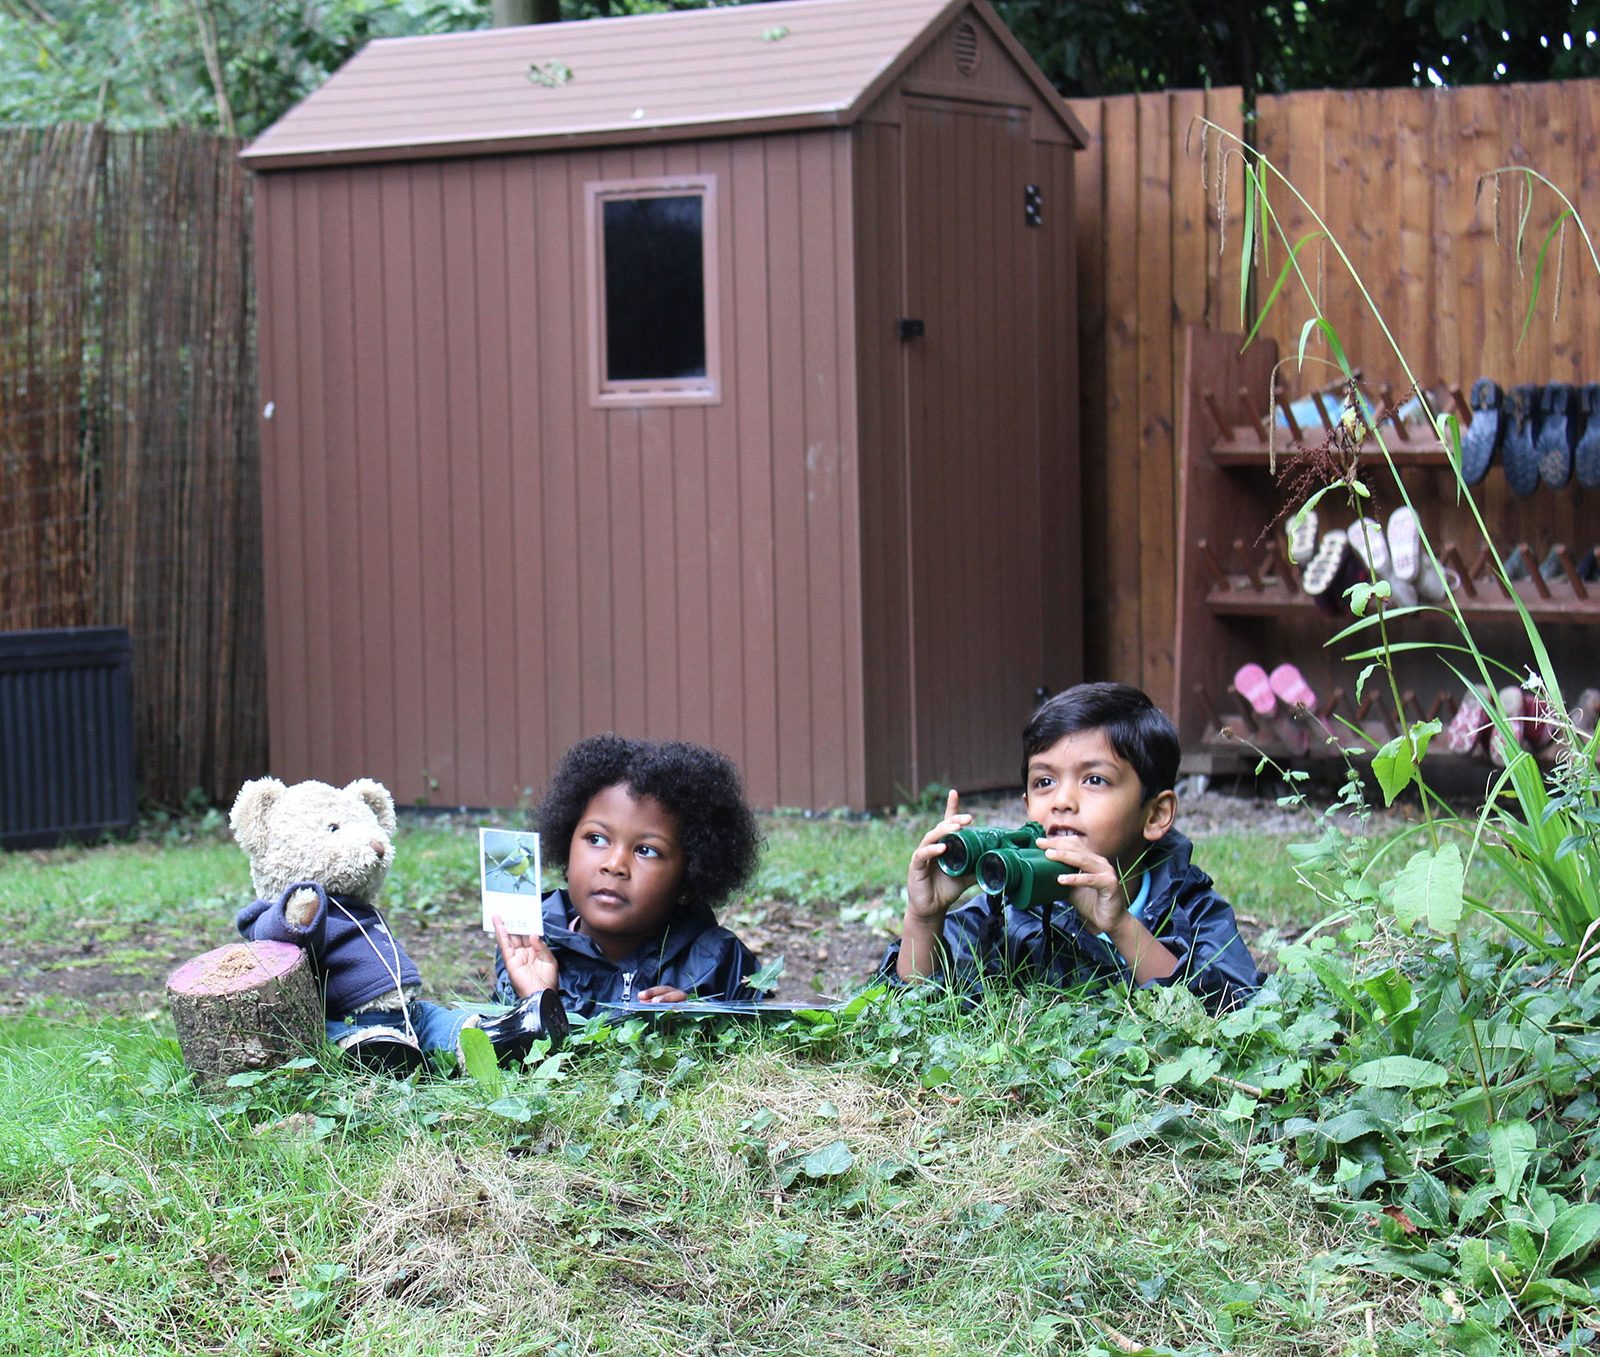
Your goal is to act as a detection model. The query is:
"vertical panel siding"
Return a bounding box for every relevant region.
[800,133,853,806]
[292,174,331,768]
[378,165,426,799]
[698,140,750,767]
[728,137,781,803]
[1134,93,1176,703]
[441,159,488,792]
[348,166,397,786]
[317,171,363,780]
[902,98,1048,792]
[503,155,550,792]
[260,129,863,808]
[532,153,583,771]
[1097,95,1143,690]
[765,137,816,804]
[472,158,520,804]
[852,121,914,805]
[409,163,459,796]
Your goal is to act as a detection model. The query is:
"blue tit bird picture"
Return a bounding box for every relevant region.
[479,827,542,934]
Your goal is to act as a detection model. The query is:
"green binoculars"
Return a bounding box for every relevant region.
[938,821,1061,912]
[937,821,1043,877]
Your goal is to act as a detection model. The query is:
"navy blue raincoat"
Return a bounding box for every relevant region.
[493,889,761,1016]
[880,829,1262,1012]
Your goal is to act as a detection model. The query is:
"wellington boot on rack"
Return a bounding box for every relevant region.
[1347,516,1417,607]
[1444,686,1493,756]
[1536,383,1573,488]
[1576,385,1600,489]
[1458,378,1502,485]
[1286,507,1318,566]
[1502,384,1541,497]
[1301,529,1362,614]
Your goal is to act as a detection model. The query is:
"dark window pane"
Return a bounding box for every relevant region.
[602,195,706,382]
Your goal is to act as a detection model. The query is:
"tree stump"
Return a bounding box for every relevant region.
[166,940,323,1084]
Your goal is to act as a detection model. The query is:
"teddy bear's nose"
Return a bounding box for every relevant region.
[371,838,388,859]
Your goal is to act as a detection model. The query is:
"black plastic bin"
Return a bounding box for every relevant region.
[0,627,137,849]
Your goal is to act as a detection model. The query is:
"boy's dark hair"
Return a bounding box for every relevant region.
[1021,682,1180,802]
[538,733,761,911]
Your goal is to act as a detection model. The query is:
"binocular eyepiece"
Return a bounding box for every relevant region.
[937,821,1058,913]
[937,821,1043,877]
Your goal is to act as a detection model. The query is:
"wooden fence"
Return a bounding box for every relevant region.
[2,81,1593,807]
[1070,80,1599,711]
[0,127,265,807]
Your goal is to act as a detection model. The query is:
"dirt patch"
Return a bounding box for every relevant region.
[1,787,1367,1018]
[0,904,890,1018]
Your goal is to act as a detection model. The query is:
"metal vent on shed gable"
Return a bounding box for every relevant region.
[953,20,980,75]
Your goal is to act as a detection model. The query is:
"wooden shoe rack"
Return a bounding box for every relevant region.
[1173,325,1600,770]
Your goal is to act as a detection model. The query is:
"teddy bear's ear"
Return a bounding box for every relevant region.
[346,778,397,835]
[230,777,285,856]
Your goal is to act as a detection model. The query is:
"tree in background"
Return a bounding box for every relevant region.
[995,0,1600,103]
[2,0,1597,136]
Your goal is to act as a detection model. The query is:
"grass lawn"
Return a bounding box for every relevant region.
[0,801,1571,1354]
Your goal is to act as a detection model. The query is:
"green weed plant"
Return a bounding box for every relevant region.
[1194,119,1600,1345]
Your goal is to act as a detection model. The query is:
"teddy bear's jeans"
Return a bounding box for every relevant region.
[326,999,479,1054]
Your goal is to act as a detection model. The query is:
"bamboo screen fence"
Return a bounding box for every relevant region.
[0,126,264,807]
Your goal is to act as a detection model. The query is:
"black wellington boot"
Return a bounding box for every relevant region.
[477,988,570,1063]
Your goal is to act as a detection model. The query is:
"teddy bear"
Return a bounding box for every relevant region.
[230,775,565,1072]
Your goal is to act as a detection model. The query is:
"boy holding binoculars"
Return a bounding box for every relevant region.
[889,682,1263,1011]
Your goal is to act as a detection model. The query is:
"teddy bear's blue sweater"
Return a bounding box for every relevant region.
[237,880,423,1017]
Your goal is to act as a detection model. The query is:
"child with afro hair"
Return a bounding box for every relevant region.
[494,734,764,1016]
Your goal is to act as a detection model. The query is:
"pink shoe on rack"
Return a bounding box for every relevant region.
[1268,662,1318,712]
[1233,662,1278,717]
[1267,662,1318,755]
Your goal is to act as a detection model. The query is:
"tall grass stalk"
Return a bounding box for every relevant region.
[1198,116,1600,963]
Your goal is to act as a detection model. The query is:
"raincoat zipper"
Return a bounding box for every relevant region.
[621,970,635,1001]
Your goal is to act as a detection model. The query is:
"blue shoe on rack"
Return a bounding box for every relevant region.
[1537,383,1573,488]
[1575,384,1600,489]
[1501,384,1540,497]
[1458,378,1501,485]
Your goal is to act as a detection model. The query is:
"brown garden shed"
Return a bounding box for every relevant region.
[243,0,1085,810]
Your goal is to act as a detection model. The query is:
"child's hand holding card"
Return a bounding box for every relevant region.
[479,827,542,934]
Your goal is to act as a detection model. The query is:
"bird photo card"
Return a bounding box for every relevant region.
[479,827,542,935]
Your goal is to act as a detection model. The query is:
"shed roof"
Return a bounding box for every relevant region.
[242,0,1085,170]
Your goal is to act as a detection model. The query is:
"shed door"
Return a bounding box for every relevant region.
[902,98,1045,790]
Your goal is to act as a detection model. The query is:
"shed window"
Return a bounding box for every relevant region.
[588,178,719,405]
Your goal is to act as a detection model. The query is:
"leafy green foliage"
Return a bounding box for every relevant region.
[0,1,480,134]
[0,0,778,136]
[6,0,1596,141]
[993,0,1600,101]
